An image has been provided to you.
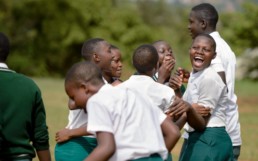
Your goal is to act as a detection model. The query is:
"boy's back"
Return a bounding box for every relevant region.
[87,84,168,161]
[0,69,49,159]
[119,75,175,113]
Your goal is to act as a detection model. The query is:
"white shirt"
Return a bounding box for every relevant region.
[119,75,175,113]
[66,109,88,129]
[87,84,168,161]
[66,77,108,129]
[183,67,228,133]
[210,31,242,146]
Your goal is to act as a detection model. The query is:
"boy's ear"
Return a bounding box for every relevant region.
[80,83,89,94]
[213,51,217,59]
[201,19,207,29]
[93,53,100,62]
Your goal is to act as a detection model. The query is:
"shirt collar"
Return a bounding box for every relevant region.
[0,63,8,68]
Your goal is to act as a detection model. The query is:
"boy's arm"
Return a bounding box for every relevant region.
[167,98,207,131]
[173,112,187,130]
[37,149,51,161]
[161,116,181,152]
[55,126,92,143]
[84,132,115,161]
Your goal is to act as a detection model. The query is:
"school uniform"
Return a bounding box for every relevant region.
[0,63,49,161]
[180,66,233,161]
[87,84,168,161]
[119,75,175,113]
[180,31,241,160]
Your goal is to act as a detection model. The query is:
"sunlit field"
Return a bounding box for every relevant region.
[33,77,258,161]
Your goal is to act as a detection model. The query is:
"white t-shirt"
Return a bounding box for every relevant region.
[66,77,108,129]
[87,84,168,161]
[66,109,88,129]
[210,31,241,146]
[182,67,228,133]
[118,75,175,113]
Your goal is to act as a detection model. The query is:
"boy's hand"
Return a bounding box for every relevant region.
[192,103,211,117]
[169,73,183,90]
[55,128,71,143]
[158,56,175,83]
[166,97,190,119]
[176,67,190,83]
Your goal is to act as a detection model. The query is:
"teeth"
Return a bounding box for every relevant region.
[194,56,203,60]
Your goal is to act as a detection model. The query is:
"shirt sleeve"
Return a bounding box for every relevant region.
[197,77,223,114]
[211,55,224,72]
[32,88,50,151]
[87,100,114,135]
[149,83,175,112]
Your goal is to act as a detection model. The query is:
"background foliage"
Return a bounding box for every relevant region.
[0,0,258,77]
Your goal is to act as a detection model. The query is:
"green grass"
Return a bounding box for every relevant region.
[32,77,258,161]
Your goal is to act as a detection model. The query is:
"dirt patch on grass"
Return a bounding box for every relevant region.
[237,96,258,113]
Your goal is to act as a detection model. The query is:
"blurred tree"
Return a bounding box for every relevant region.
[220,2,258,56]
[1,0,257,77]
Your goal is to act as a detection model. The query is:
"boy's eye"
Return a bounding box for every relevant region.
[159,49,165,53]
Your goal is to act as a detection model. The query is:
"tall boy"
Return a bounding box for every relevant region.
[64,61,181,161]
[185,3,241,160]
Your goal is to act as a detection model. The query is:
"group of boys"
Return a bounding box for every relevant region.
[0,2,241,161]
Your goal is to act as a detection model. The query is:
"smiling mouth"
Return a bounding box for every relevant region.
[193,56,204,65]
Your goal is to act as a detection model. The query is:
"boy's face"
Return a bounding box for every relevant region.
[110,49,123,78]
[96,41,113,73]
[188,11,204,39]
[65,82,88,110]
[154,41,175,66]
[189,35,216,73]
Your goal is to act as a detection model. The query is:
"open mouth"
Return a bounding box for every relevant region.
[193,56,204,66]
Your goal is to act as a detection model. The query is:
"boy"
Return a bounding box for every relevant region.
[110,45,123,86]
[152,40,175,84]
[55,38,113,161]
[119,44,179,118]
[64,61,181,161]
[0,33,51,161]
[185,3,241,160]
[169,34,233,161]
[118,44,188,161]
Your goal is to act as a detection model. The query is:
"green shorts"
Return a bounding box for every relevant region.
[55,136,97,161]
[180,127,233,161]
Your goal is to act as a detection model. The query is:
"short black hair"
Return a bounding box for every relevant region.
[65,61,103,87]
[81,38,105,61]
[194,33,216,52]
[0,33,10,62]
[133,44,158,74]
[192,3,218,30]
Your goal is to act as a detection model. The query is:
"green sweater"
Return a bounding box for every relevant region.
[0,69,49,160]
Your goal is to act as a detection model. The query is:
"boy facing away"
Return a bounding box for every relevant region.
[64,61,181,161]
[0,33,51,161]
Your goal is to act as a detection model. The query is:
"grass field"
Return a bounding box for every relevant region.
[32,77,258,161]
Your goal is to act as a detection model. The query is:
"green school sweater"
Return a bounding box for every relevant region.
[0,69,49,159]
